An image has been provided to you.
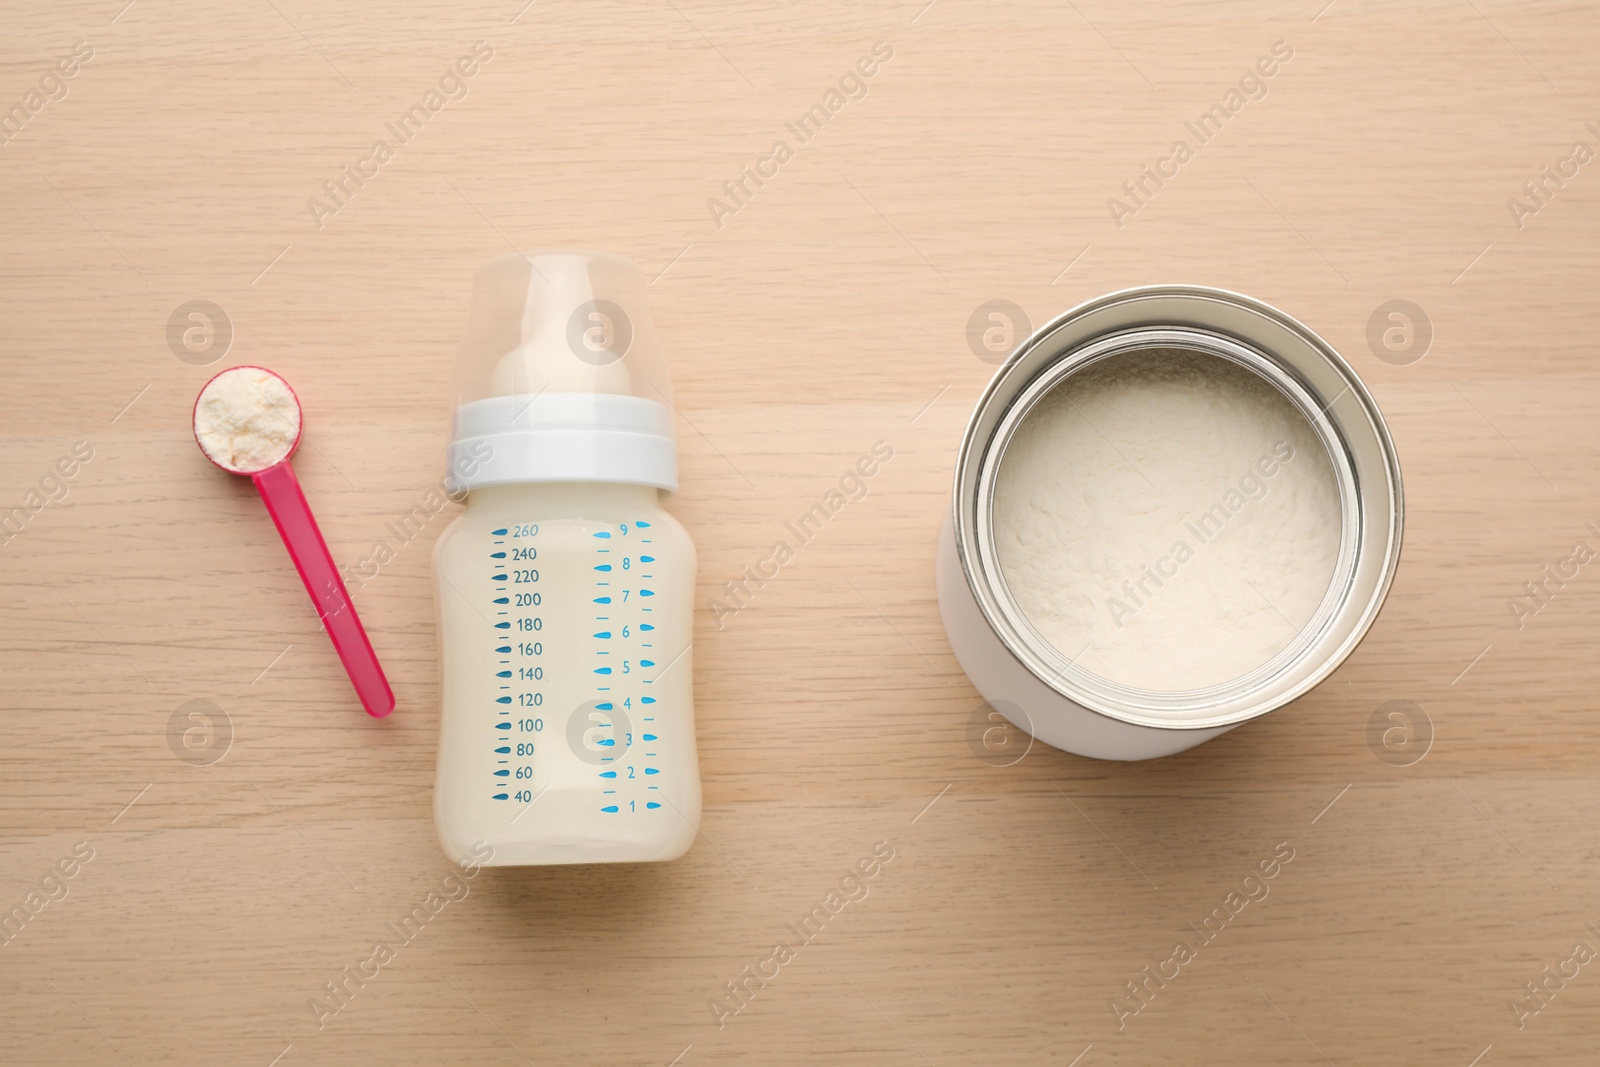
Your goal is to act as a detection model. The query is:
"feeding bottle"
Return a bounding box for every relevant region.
[433,250,700,866]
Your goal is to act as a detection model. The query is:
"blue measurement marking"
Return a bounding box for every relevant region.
[640,659,655,668]
[602,805,619,813]
[647,802,661,809]
[594,531,610,538]
[496,670,511,678]
[595,564,612,572]
[636,521,651,528]
[491,552,506,559]
[643,733,658,741]
[497,646,511,653]
[594,596,611,604]
[642,697,656,704]
[595,667,611,675]
[493,596,509,604]
[640,624,654,631]
[496,721,511,729]
[496,696,511,704]
[494,793,508,800]
[639,589,655,597]
[491,573,508,581]
[640,555,655,563]
[594,631,611,639]
[492,528,507,535]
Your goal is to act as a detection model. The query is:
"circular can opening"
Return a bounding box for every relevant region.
[991,343,1345,694]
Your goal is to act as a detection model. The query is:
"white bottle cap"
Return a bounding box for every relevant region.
[447,251,678,491]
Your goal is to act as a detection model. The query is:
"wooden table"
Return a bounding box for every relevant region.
[3,2,1597,1063]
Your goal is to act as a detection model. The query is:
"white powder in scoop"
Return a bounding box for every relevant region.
[193,366,301,473]
[993,348,1341,691]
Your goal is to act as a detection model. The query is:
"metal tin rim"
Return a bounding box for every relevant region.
[950,285,1404,732]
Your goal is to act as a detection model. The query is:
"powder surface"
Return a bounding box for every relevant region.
[193,367,301,473]
[992,348,1341,691]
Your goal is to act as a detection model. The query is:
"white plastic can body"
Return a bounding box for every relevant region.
[937,286,1404,762]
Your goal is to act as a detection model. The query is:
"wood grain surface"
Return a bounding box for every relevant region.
[3,1,1599,1064]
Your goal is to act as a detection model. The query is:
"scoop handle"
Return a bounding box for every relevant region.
[252,461,395,718]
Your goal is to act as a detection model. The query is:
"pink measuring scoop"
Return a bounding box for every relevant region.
[193,366,394,718]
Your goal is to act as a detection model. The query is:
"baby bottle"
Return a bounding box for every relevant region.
[433,250,701,866]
